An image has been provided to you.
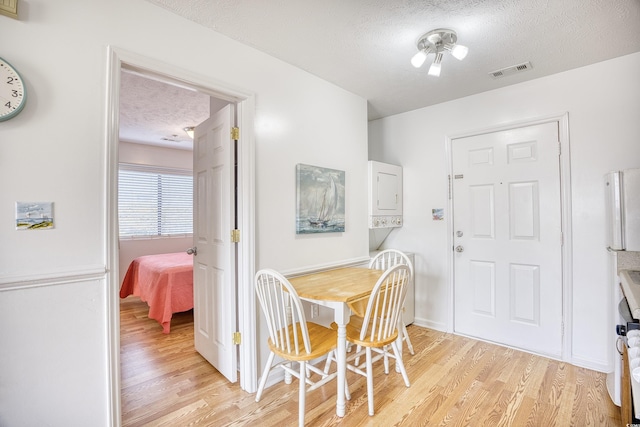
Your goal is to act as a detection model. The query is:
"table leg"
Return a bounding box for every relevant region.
[333,303,350,418]
[335,322,347,417]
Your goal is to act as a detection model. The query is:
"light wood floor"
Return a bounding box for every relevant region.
[120,296,622,426]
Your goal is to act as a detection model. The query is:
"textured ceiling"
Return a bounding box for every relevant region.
[122,0,640,148]
[119,71,211,150]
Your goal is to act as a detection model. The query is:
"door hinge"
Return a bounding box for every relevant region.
[231,229,240,243]
[448,175,452,200]
[232,331,241,345]
[231,127,240,140]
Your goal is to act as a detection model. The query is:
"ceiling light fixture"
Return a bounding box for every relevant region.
[411,28,468,77]
[183,126,195,139]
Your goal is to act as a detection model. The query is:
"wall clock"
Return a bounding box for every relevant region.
[0,57,27,121]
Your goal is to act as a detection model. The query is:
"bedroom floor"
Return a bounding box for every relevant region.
[119,296,621,426]
[119,296,219,425]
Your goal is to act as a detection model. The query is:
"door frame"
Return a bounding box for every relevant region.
[104,46,257,424]
[445,112,572,361]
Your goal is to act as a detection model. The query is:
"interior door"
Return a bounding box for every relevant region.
[452,122,563,357]
[193,104,238,382]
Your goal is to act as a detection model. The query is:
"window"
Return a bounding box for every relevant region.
[118,163,193,238]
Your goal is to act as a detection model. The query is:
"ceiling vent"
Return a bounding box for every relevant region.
[161,136,183,142]
[489,62,533,79]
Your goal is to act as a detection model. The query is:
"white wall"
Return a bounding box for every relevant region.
[119,141,193,170]
[0,1,368,425]
[369,52,640,372]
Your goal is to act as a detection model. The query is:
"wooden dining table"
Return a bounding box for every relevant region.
[288,266,383,418]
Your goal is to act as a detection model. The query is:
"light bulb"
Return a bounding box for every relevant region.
[428,52,443,76]
[428,62,441,76]
[451,44,468,60]
[411,50,428,68]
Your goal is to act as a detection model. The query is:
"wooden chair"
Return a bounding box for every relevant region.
[324,251,415,375]
[368,249,415,356]
[254,269,340,427]
[344,263,411,416]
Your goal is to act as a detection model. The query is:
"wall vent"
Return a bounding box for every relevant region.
[489,61,533,79]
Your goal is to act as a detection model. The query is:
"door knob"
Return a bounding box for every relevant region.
[187,247,197,256]
[455,245,464,253]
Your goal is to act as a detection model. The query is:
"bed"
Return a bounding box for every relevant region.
[120,252,193,334]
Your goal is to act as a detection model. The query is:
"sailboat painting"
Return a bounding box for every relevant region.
[296,164,345,234]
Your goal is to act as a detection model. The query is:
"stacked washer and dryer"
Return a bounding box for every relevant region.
[368,161,414,326]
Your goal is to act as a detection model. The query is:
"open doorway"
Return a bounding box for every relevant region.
[105,47,257,423]
[116,69,227,287]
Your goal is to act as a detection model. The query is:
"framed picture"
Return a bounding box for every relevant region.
[16,202,54,230]
[296,164,345,234]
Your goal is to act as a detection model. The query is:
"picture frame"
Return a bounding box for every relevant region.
[296,164,345,234]
[16,202,54,230]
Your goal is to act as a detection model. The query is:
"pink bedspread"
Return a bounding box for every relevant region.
[120,252,193,334]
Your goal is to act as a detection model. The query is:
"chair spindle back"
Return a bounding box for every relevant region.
[360,264,410,343]
[255,269,311,356]
[368,249,414,279]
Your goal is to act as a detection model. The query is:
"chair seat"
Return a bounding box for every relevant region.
[345,320,398,348]
[269,322,337,362]
[345,312,414,356]
[332,316,398,348]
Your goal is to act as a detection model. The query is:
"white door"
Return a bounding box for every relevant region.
[193,104,238,382]
[452,122,563,357]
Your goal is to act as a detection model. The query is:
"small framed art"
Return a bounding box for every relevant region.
[16,202,54,230]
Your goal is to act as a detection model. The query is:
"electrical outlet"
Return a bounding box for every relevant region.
[311,303,319,318]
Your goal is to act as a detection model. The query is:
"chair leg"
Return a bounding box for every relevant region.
[393,321,414,373]
[298,361,306,427]
[345,373,351,401]
[323,350,335,374]
[403,323,415,355]
[255,352,276,402]
[366,347,375,416]
[325,349,352,401]
[391,342,411,387]
[383,346,390,374]
[285,362,293,385]
[354,344,363,367]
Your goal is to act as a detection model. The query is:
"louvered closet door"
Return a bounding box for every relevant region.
[452,122,563,357]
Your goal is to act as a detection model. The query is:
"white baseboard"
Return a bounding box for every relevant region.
[412,317,447,332]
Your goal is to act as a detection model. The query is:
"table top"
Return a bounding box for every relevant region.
[288,267,382,303]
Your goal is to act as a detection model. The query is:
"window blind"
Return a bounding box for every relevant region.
[118,163,193,238]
